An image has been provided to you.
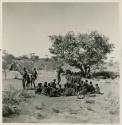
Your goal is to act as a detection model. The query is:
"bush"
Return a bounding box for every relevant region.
[92,71,119,79]
[2,86,22,117]
[3,104,21,117]
[2,86,35,117]
[20,90,35,98]
[3,86,22,105]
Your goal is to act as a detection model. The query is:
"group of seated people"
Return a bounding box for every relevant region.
[35,79,63,97]
[35,79,103,98]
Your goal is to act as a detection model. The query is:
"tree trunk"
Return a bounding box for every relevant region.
[79,65,85,77]
[79,65,91,78]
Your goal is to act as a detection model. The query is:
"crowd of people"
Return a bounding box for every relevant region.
[22,67,38,89]
[65,71,83,84]
[22,68,103,98]
[35,79,103,98]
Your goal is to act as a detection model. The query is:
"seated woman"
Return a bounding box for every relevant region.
[42,82,48,95]
[77,83,88,99]
[46,83,53,96]
[95,84,104,94]
[49,82,59,97]
[88,81,95,93]
[64,84,75,96]
[35,83,43,94]
[59,84,65,95]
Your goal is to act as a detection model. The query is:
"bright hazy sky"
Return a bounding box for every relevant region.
[3,2,119,60]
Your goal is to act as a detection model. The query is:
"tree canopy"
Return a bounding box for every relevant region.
[49,31,114,76]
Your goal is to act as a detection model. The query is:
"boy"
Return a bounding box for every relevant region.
[22,67,27,89]
[26,74,31,89]
[30,75,35,88]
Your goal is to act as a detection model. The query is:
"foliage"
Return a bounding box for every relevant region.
[2,86,22,116]
[2,53,16,79]
[17,55,29,60]
[2,53,15,70]
[49,31,114,76]
[34,58,63,71]
[3,104,21,117]
[2,86,34,117]
[20,90,35,98]
[92,71,119,79]
[9,59,34,75]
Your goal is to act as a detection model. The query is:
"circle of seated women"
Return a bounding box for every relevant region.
[35,78,103,98]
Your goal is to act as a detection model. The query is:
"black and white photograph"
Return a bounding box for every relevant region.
[2,1,120,123]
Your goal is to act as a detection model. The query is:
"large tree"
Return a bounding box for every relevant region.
[49,31,114,77]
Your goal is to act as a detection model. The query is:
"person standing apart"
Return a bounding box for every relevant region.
[56,67,63,84]
[32,68,38,88]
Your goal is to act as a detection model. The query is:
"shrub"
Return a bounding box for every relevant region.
[3,104,21,117]
[2,85,35,117]
[20,90,35,98]
[3,86,22,105]
[2,86,22,117]
[92,71,119,79]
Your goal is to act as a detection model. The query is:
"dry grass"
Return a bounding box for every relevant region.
[2,85,35,117]
[3,86,22,117]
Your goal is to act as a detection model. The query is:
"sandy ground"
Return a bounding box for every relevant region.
[2,71,120,123]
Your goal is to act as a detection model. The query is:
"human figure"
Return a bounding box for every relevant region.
[46,83,51,96]
[32,68,38,88]
[80,80,84,85]
[33,68,38,80]
[77,83,88,99]
[74,81,79,93]
[51,79,61,97]
[30,75,35,88]
[52,79,56,88]
[56,67,63,84]
[66,70,70,83]
[84,80,89,89]
[22,67,27,89]
[26,74,31,89]
[95,84,104,94]
[87,65,90,75]
[89,81,95,93]
[35,83,42,94]
[56,83,60,89]
[58,84,64,95]
[42,82,48,95]
[64,83,75,96]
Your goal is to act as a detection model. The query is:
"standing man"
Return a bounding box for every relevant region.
[56,67,63,84]
[32,68,38,88]
[22,67,27,89]
[33,68,38,80]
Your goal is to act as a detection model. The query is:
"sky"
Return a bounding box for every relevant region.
[2,2,119,61]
